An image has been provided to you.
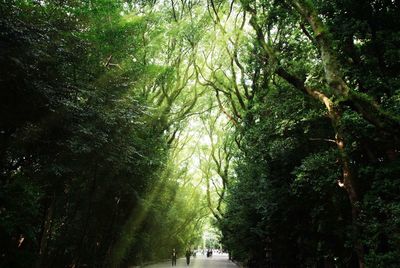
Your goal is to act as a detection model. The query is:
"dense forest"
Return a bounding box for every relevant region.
[1,1,399,268]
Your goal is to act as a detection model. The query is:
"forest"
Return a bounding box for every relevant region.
[0,0,399,267]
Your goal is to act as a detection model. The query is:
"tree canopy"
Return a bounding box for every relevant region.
[1,1,399,268]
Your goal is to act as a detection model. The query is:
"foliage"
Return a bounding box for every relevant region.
[1,1,399,268]
[217,0,400,267]
[0,1,206,267]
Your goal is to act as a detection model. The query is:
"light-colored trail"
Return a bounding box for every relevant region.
[144,253,238,268]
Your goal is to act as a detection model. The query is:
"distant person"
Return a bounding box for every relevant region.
[185,249,191,266]
[171,248,177,266]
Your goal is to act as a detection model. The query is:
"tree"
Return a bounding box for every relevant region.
[0,1,210,267]
[212,0,399,267]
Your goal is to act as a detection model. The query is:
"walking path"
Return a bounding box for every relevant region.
[144,253,238,268]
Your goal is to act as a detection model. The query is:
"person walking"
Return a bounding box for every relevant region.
[171,248,177,266]
[185,248,191,266]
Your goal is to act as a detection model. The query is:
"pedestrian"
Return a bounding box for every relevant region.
[185,248,191,266]
[171,248,177,266]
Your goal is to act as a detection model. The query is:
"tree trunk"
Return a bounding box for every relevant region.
[290,0,400,136]
[36,192,56,268]
[242,2,367,266]
[330,109,365,268]
[279,68,365,267]
[72,163,98,267]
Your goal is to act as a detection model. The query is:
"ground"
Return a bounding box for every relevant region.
[143,253,238,268]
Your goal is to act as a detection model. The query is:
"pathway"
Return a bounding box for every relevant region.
[143,253,238,268]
